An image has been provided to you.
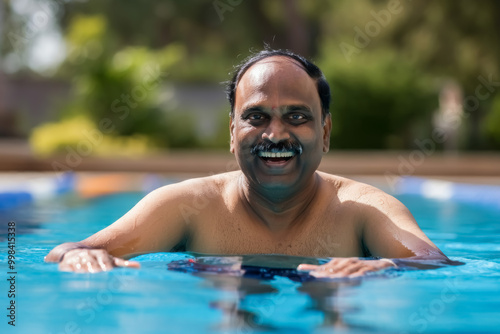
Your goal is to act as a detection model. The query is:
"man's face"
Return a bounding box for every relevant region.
[230,56,331,190]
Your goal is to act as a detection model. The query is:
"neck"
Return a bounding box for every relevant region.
[238,172,320,232]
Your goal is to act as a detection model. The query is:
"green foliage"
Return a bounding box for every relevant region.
[66,14,107,47]
[319,51,437,149]
[30,14,201,154]
[30,115,155,156]
[67,43,185,137]
[483,94,500,148]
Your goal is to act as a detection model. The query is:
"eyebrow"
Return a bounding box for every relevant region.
[286,104,313,113]
[241,106,265,115]
[241,104,313,114]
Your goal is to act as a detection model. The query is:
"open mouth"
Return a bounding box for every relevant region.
[251,141,303,166]
[257,151,296,164]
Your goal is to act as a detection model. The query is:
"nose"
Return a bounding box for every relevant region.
[262,117,290,143]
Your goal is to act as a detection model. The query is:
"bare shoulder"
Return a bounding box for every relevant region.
[80,172,241,257]
[317,172,407,213]
[317,172,379,198]
[149,171,239,201]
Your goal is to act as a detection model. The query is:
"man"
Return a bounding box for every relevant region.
[46,49,451,277]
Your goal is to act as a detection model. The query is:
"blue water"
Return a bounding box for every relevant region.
[1,191,500,334]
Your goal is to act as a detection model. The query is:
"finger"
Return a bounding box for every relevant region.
[73,262,87,273]
[332,262,366,277]
[80,255,98,273]
[310,260,365,278]
[85,261,98,273]
[309,270,335,278]
[74,257,96,273]
[327,258,358,272]
[80,256,95,273]
[59,262,74,272]
[96,254,116,272]
[59,254,86,272]
[76,253,103,273]
[59,252,102,273]
[309,258,355,276]
[114,258,141,269]
[297,264,320,271]
[348,267,375,278]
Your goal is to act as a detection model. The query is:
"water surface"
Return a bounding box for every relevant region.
[1,191,499,333]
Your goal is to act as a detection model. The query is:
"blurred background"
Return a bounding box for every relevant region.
[0,0,499,174]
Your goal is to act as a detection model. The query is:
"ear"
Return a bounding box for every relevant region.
[229,116,235,154]
[322,114,332,153]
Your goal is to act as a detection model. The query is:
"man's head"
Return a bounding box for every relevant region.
[227,49,332,190]
[226,49,331,121]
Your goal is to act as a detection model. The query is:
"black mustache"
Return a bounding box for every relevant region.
[250,140,303,156]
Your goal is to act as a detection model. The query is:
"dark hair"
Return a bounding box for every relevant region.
[226,49,331,120]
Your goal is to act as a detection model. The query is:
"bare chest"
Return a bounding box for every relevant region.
[187,204,364,258]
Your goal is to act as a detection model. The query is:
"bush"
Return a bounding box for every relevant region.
[30,115,155,156]
[30,15,201,155]
[318,51,438,149]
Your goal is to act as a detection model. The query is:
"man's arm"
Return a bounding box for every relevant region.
[358,187,448,260]
[45,180,195,272]
[298,184,456,278]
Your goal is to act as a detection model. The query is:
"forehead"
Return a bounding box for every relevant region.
[234,56,320,111]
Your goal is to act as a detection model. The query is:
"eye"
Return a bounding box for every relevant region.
[289,114,305,120]
[287,113,309,124]
[249,113,264,120]
[243,112,268,125]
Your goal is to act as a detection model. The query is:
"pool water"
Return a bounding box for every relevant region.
[1,189,499,334]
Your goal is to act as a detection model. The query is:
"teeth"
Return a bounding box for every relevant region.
[258,151,295,158]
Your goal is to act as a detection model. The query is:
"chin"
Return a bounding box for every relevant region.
[253,169,313,191]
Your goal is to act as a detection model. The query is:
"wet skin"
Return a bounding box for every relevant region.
[46,56,450,276]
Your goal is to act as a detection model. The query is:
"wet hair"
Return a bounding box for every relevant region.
[226,49,331,120]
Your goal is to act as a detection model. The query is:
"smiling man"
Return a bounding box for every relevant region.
[46,49,452,276]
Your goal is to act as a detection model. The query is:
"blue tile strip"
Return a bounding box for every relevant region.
[1,174,499,211]
[0,192,33,210]
[396,176,500,209]
[0,173,76,210]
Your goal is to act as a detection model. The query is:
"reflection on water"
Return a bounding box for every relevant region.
[168,254,390,333]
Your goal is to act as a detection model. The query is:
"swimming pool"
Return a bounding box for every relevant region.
[1,175,499,333]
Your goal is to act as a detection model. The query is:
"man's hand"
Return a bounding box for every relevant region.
[297,257,396,278]
[58,248,140,273]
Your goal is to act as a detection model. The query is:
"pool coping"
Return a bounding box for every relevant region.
[2,140,500,176]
